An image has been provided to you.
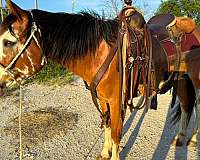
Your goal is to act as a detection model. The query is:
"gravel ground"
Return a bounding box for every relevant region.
[0,77,199,160]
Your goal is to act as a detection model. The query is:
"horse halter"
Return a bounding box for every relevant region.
[0,12,45,85]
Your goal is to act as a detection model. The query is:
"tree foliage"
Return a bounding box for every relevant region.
[100,0,151,18]
[100,0,124,17]
[156,0,200,26]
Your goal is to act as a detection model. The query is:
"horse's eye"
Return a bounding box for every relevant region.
[3,40,16,48]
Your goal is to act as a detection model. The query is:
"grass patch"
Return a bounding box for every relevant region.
[3,62,73,96]
[27,61,73,86]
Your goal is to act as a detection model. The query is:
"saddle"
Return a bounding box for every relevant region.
[148,14,196,41]
[147,14,176,41]
[147,13,197,72]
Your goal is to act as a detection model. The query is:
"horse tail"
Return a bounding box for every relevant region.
[171,75,196,126]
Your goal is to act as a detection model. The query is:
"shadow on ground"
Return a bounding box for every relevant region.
[120,108,146,160]
[120,103,198,160]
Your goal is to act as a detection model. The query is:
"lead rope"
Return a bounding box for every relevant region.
[19,85,23,160]
[84,130,103,160]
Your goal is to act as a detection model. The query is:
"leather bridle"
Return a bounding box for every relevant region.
[0,12,45,85]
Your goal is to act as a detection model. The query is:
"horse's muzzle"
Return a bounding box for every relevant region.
[0,83,6,96]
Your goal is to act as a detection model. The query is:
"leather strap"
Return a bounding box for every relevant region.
[145,24,153,111]
[118,6,146,111]
[174,41,181,71]
[89,44,118,116]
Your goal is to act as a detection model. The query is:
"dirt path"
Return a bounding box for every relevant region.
[0,78,199,160]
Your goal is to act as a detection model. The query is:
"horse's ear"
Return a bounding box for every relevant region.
[6,0,29,39]
[6,0,28,22]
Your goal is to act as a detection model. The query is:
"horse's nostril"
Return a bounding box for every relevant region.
[0,83,6,88]
[0,83,6,96]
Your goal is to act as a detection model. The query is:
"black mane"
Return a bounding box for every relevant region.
[31,10,119,63]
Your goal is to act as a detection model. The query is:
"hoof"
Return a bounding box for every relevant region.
[187,139,197,147]
[171,138,184,146]
[96,155,109,160]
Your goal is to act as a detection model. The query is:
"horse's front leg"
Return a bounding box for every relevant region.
[110,100,123,160]
[97,99,122,160]
[98,126,112,160]
[97,100,112,160]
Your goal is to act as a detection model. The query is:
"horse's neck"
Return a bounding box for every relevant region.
[64,41,110,83]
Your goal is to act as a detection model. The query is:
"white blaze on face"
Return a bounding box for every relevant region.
[0,30,21,83]
[0,30,18,82]
[0,67,6,81]
[0,30,15,80]
[0,28,44,84]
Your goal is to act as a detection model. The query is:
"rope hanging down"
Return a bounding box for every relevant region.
[19,85,23,160]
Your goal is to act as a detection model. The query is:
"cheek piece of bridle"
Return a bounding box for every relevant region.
[0,11,46,85]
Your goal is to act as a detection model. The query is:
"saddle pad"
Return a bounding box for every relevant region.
[161,31,200,71]
[161,32,200,58]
